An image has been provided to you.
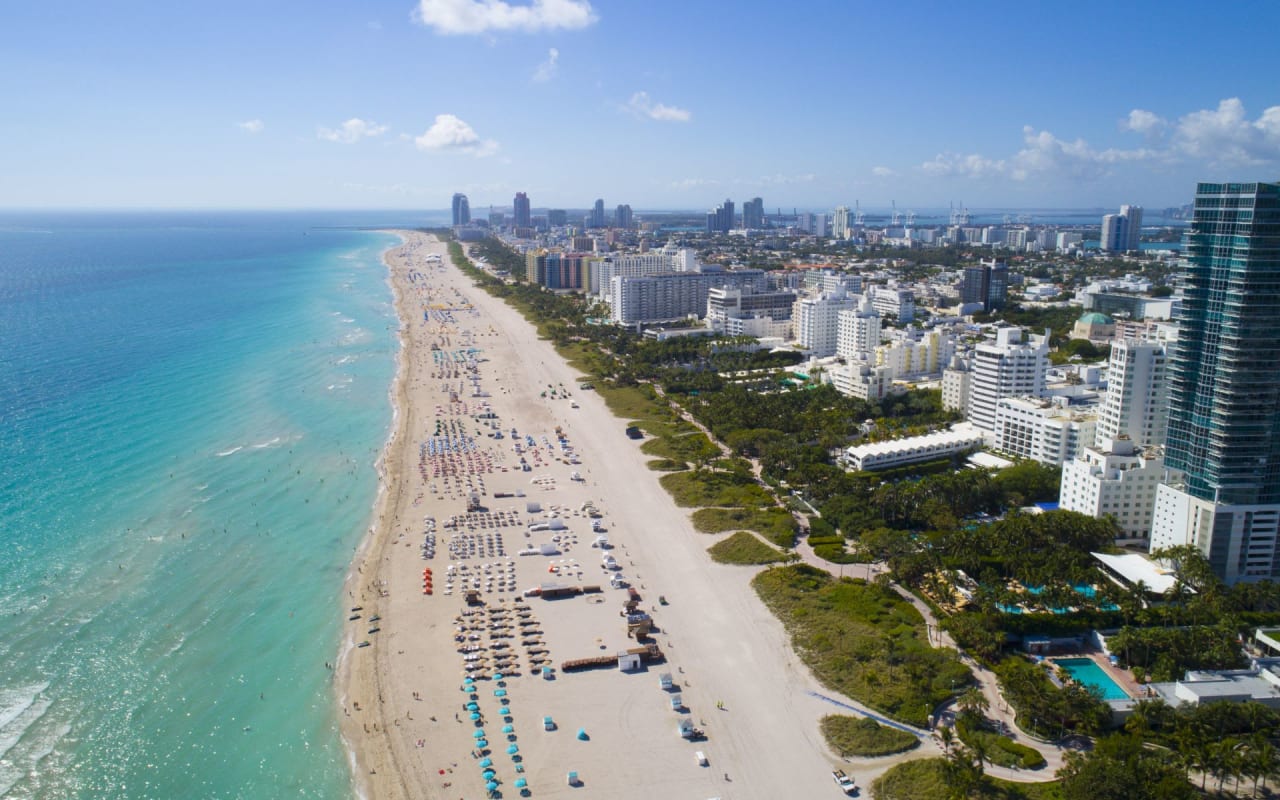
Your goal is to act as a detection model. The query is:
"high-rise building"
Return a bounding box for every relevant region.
[547,209,568,227]
[451,193,471,226]
[832,206,851,239]
[590,199,606,228]
[706,199,734,234]
[1096,339,1168,449]
[513,192,532,228]
[836,295,881,359]
[960,259,1009,313]
[1150,182,1280,582]
[1100,205,1143,253]
[792,290,858,357]
[966,327,1049,432]
[614,204,633,230]
[742,197,764,230]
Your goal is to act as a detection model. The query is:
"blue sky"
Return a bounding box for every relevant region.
[2,0,1279,211]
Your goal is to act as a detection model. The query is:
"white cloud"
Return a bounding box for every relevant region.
[871,166,895,177]
[318,118,389,144]
[626,91,691,123]
[1122,108,1165,137]
[921,152,1007,179]
[758,173,815,185]
[669,177,720,191]
[414,0,596,35]
[237,119,264,134]
[414,113,499,157]
[1170,98,1280,165]
[532,47,559,82]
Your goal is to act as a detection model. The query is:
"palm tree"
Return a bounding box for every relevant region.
[939,725,955,756]
[957,688,990,724]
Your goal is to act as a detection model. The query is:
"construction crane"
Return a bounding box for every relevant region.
[957,201,970,226]
[890,200,902,227]
[854,200,865,226]
[949,202,959,227]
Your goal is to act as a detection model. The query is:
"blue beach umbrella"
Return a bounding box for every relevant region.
[514,777,528,788]
[486,781,499,791]
[494,689,507,697]
[576,728,588,740]
[483,769,496,780]
[470,712,481,721]
[501,724,514,733]
[507,744,519,755]
[473,729,485,738]
[479,757,493,768]
[493,673,504,680]
[477,739,488,748]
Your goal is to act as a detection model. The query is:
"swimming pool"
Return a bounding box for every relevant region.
[1053,657,1129,701]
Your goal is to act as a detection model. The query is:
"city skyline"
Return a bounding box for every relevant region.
[3,0,1280,209]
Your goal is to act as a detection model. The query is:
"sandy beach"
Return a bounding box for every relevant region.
[337,230,890,800]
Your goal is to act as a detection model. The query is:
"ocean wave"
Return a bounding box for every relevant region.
[251,436,282,449]
[0,684,49,735]
[215,446,243,457]
[0,687,53,762]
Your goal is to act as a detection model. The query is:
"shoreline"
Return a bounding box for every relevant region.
[337,230,414,800]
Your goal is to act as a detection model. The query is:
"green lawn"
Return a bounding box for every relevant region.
[707,531,792,565]
[870,758,1061,800]
[692,507,797,548]
[751,565,970,727]
[660,470,774,509]
[820,715,919,757]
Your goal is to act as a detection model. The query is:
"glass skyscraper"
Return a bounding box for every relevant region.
[1152,181,1280,581]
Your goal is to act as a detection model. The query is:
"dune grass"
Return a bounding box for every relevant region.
[751,565,970,727]
[819,715,919,758]
[707,532,793,565]
[692,507,797,548]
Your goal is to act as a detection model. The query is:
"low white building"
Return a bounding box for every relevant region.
[843,424,985,472]
[992,396,1098,466]
[1059,437,1163,545]
[941,356,971,413]
[830,362,899,401]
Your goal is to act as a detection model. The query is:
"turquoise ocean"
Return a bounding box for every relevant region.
[0,211,438,799]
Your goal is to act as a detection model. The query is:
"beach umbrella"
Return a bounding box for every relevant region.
[486,781,498,791]
[483,769,496,780]
[466,702,479,711]
[501,724,514,733]
[507,744,519,755]
[479,757,493,768]
[494,689,507,697]
[493,673,504,680]
[576,728,588,740]
[477,739,488,748]
[473,729,486,738]
[514,777,528,788]
[470,712,481,721]
[464,677,475,684]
